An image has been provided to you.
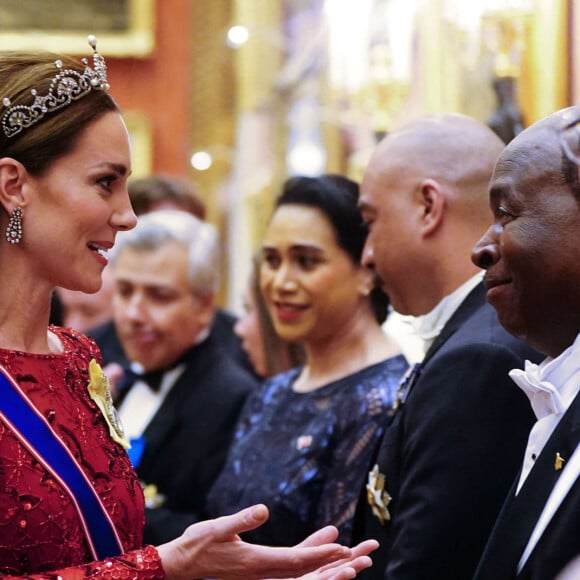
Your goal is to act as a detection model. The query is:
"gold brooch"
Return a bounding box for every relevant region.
[555,452,566,471]
[142,483,166,509]
[87,359,130,450]
[366,464,392,524]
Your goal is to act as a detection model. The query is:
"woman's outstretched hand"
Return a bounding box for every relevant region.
[156,504,379,580]
[287,526,379,580]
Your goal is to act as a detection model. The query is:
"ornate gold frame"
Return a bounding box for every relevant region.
[0,0,154,56]
[572,0,580,103]
[124,110,153,178]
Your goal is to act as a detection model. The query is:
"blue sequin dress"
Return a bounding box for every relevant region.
[206,355,408,545]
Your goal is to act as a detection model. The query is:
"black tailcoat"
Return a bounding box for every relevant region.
[353,284,542,580]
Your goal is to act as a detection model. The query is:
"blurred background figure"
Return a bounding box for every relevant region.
[109,210,258,544]
[234,253,305,378]
[90,173,252,375]
[56,267,115,333]
[486,76,525,145]
[127,173,207,218]
[207,174,408,546]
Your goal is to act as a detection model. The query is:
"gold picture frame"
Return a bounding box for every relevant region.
[0,0,154,56]
[572,0,580,103]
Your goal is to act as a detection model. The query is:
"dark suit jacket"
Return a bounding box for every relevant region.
[353,284,542,580]
[474,390,580,580]
[116,334,258,544]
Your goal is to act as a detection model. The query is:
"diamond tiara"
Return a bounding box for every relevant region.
[1,35,110,139]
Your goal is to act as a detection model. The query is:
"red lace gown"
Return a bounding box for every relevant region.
[0,327,164,579]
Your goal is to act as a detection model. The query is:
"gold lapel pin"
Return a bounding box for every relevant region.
[555,452,566,471]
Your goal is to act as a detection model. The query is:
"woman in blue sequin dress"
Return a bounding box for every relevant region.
[207,175,408,545]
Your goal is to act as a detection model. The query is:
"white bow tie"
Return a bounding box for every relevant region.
[510,363,565,420]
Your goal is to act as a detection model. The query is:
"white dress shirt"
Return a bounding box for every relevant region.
[508,332,580,572]
[510,333,580,492]
[383,272,484,364]
[118,363,186,441]
[118,329,210,440]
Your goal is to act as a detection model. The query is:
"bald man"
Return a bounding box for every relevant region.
[471,106,580,579]
[352,114,542,580]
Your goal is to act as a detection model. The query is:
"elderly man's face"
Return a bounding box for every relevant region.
[112,241,214,371]
[472,111,580,357]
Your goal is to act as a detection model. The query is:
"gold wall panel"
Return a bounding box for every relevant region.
[0,0,154,56]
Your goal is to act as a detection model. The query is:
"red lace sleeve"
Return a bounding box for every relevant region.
[0,546,165,580]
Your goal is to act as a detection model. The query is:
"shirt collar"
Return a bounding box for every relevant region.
[510,332,580,420]
[407,272,484,355]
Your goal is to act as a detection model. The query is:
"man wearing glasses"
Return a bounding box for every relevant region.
[472,106,580,580]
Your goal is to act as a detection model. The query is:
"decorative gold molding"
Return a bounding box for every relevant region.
[0,0,154,56]
[520,0,568,123]
[124,110,152,178]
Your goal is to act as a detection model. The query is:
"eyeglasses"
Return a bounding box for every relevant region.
[560,115,580,165]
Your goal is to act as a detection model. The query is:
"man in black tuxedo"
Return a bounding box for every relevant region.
[471,106,580,579]
[108,209,258,544]
[89,173,255,377]
[353,113,542,580]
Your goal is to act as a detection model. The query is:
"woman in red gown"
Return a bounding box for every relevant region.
[0,37,376,580]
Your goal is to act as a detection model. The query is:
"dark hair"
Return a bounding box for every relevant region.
[0,52,119,176]
[128,174,207,219]
[274,174,390,323]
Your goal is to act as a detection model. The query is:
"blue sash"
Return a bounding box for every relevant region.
[0,365,124,560]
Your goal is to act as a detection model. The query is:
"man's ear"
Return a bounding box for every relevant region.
[417,178,446,237]
[0,157,29,214]
[356,266,375,298]
[195,292,217,328]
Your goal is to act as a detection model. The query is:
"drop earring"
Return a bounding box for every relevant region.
[5,206,23,244]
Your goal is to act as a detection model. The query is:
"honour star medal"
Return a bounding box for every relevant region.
[367,464,392,523]
[87,359,131,449]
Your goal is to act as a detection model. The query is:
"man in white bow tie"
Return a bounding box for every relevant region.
[472,105,580,580]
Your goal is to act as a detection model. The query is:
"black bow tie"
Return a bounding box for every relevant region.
[116,346,196,395]
[117,366,165,393]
